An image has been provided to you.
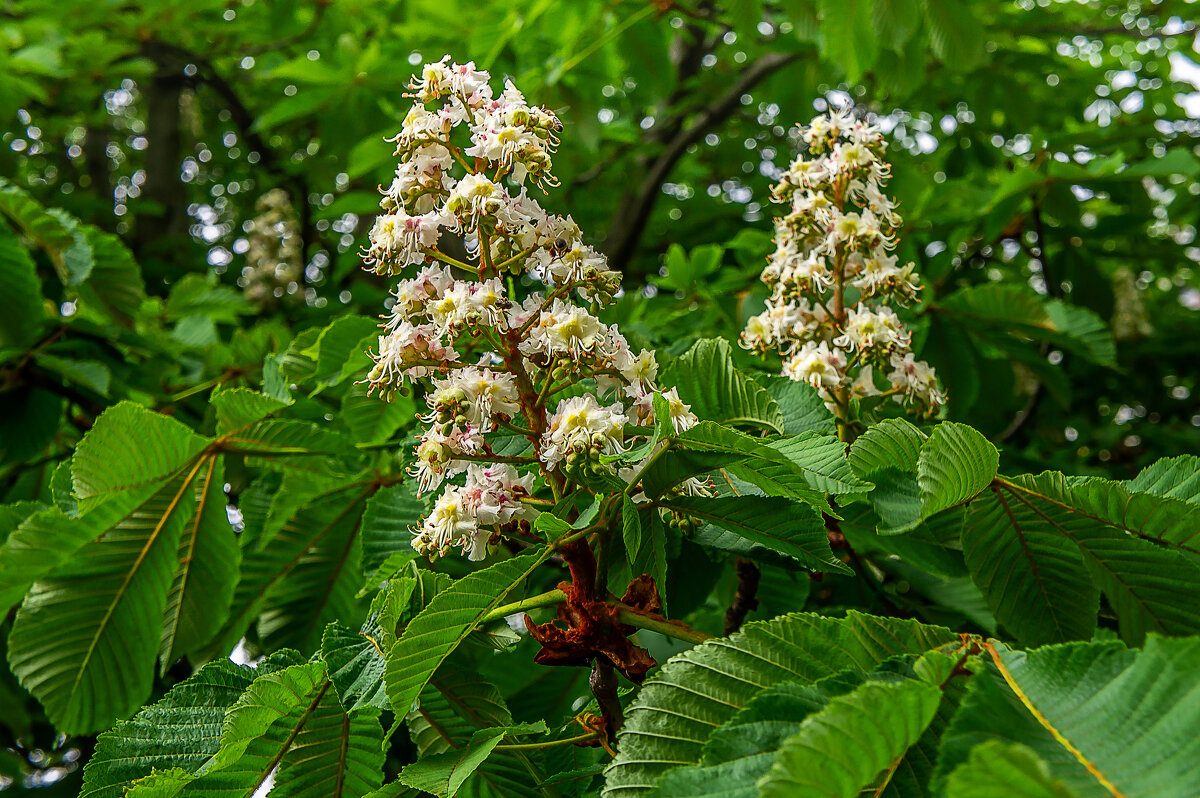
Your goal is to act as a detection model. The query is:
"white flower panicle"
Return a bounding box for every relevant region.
[742,112,946,415]
[362,58,701,561]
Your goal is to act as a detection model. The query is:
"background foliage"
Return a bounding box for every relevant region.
[1,0,1199,795]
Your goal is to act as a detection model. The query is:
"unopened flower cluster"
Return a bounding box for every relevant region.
[742,111,945,415]
[363,58,698,561]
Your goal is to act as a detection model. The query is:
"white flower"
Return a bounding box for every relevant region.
[445,173,505,227]
[364,210,444,273]
[409,423,483,494]
[541,395,627,471]
[365,322,460,396]
[426,364,521,431]
[388,265,454,326]
[414,486,479,558]
[782,341,847,390]
[521,299,607,359]
[834,306,910,353]
[463,463,535,526]
[408,56,453,102]
[887,352,946,411]
[656,387,698,434]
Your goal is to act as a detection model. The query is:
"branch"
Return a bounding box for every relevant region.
[723,557,760,635]
[604,50,804,275]
[590,659,625,745]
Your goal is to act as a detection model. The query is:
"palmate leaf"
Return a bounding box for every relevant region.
[0,497,139,612]
[210,386,289,435]
[8,472,198,733]
[657,655,968,798]
[74,226,147,327]
[660,338,783,433]
[213,484,376,657]
[0,177,93,283]
[385,550,552,719]
[79,652,303,798]
[657,494,848,573]
[322,578,420,711]
[1124,455,1200,503]
[965,474,1200,646]
[159,456,240,670]
[758,375,836,436]
[600,611,956,797]
[640,422,825,505]
[757,678,942,798]
[938,636,1200,798]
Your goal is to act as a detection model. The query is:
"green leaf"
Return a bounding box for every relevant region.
[406,668,547,798]
[212,485,372,658]
[0,225,45,347]
[34,354,112,397]
[768,431,871,495]
[341,380,416,444]
[818,0,878,82]
[399,723,547,797]
[322,578,417,710]
[849,419,927,534]
[360,481,422,577]
[658,494,847,573]
[303,315,380,387]
[71,401,207,510]
[962,480,1099,647]
[79,654,302,798]
[75,226,147,326]
[1125,455,1200,503]
[944,741,1081,798]
[158,457,240,670]
[187,662,385,798]
[601,611,956,797]
[757,677,942,797]
[759,375,837,436]
[661,339,783,433]
[8,475,196,733]
[938,637,1200,797]
[641,422,824,504]
[922,0,984,70]
[210,387,289,435]
[967,474,1200,646]
[0,178,93,284]
[917,422,998,518]
[385,550,552,718]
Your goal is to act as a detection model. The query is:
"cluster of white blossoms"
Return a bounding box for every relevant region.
[362,58,700,561]
[742,111,945,415]
[239,189,303,307]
